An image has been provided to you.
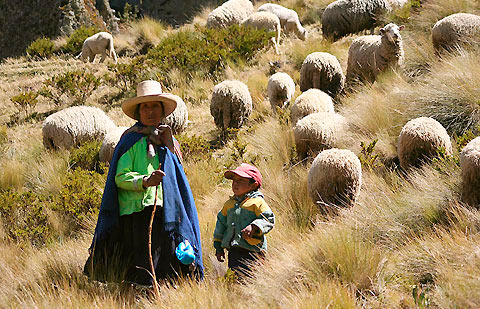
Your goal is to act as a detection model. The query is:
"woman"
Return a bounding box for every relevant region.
[84,80,203,285]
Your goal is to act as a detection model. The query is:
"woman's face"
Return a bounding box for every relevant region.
[139,101,164,126]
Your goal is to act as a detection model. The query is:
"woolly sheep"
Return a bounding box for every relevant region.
[42,106,117,150]
[210,80,252,130]
[206,0,254,29]
[460,136,480,207]
[99,126,128,163]
[321,0,393,41]
[293,112,347,159]
[164,95,189,134]
[290,89,334,125]
[308,148,362,207]
[258,3,307,40]
[242,11,281,54]
[432,13,480,52]
[267,72,295,110]
[346,23,405,84]
[299,52,345,98]
[397,117,452,169]
[77,32,118,64]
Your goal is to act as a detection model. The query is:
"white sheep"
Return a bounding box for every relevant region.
[299,52,345,98]
[293,112,347,159]
[431,13,480,53]
[397,117,452,169]
[267,72,296,110]
[308,148,362,207]
[164,94,189,134]
[77,32,118,64]
[210,80,252,130]
[42,106,117,150]
[346,23,405,85]
[460,136,480,207]
[242,11,281,54]
[290,89,334,125]
[258,3,307,40]
[99,126,128,163]
[321,0,395,41]
[206,0,254,29]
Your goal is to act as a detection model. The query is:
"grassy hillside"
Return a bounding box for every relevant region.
[1,0,480,307]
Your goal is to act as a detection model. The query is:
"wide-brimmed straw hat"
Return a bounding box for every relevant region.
[122,80,180,120]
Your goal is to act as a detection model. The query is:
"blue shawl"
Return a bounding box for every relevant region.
[89,122,204,278]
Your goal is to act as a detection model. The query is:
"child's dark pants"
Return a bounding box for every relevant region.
[228,246,265,277]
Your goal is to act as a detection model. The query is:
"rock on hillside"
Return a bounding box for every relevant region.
[0,0,118,59]
[110,0,222,26]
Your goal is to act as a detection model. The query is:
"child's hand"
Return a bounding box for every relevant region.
[216,252,225,262]
[241,224,258,239]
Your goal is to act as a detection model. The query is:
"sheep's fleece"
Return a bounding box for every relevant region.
[78,32,118,64]
[258,3,307,40]
[206,0,254,28]
[210,80,252,130]
[42,106,117,149]
[397,116,452,169]
[460,136,480,207]
[308,148,362,207]
[99,126,128,163]
[299,52,345,98]
[290,89,334,125]
[164,95,189,134]
[267,72,295,109]
[242,11,281,54]
[432,13,480,52]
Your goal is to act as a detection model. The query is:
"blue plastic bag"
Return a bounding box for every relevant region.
[176,239,196,265]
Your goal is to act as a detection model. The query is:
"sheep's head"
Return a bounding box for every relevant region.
[299,27,308,41]
[380,23,404,45]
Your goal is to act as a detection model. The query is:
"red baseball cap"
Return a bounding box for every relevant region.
[224,163,263,187]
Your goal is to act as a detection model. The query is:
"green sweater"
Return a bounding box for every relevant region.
[115,137,163,216]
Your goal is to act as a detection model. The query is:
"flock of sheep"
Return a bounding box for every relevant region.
[43,0,480,211]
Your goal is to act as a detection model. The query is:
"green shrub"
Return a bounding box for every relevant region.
[119,2,140,24]
[69,140,103,172]
[10,91,38,116]
[0,189,53,246]
[26,37,55,59]
[146,24,273,79]
[62,26,99,55]
[176,134,211,162]
[106,56,150,94]
[38,70,101,106]
[54,168,105,233]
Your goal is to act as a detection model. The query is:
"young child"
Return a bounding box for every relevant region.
[213,163,275,276]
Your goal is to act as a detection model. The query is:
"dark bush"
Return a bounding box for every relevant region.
[69,140,103,172]
[146,24,273,79]
[26,37,55,59]
[62,26,99,55]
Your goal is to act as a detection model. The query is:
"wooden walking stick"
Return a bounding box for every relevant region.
[148,163,161,298]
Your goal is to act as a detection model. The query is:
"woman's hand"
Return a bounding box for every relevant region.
[142,166,166,187]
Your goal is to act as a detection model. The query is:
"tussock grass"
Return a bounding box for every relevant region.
[130,17,170,50]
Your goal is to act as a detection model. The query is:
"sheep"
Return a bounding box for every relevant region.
[460,136,480,207]
[42,106,117,150]
[164,94,189,134]
[258,3,308,40]
[242,11,281,54]
[293,112,347,159]
[267,72,296,110]
[308,148,362,208]
[99,126,128,163]
[290,89,334,125]
[346,23,405,85]
[299,52,345,98]
[431,13,480,53]
[77,32,118,64]
[321,0,394,41]
[210,80,252,130]
[397,117,452,169]
[206,0,254,29]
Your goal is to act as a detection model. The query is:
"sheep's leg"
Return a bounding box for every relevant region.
[271,37,279,54]
[99,52,107,63]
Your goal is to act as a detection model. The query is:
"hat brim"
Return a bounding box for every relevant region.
[121,93,180,120]
[224,170,253,180]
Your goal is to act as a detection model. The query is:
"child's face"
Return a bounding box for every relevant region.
[231,174,258,197]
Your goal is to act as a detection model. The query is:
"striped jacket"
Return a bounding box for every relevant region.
[213,191,275,253]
